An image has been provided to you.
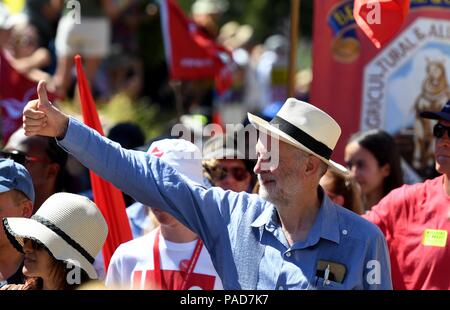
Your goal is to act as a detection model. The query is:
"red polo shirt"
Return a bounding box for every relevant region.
[364,176,450,290]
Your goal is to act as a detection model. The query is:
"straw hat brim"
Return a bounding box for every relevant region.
[248,113,348,175]
[3,217,98,279]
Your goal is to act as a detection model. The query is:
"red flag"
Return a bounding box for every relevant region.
[0,51,57,143]
[160,0,233,94]
[75,55,132,271]
[354,0,410,48]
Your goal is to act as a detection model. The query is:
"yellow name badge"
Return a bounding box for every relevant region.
[422,229,448,248]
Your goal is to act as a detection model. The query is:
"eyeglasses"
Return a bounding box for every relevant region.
[0,150,51,166]
[433,123,450,139]
[211,166,249,182]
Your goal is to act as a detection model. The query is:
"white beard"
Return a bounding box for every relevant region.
[258,184,270,201]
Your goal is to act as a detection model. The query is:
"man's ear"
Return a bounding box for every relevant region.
[304,156,321,176]
[21,200,34,218]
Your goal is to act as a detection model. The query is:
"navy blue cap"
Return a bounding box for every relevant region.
[420,101,450,121]
[0,158,35,203]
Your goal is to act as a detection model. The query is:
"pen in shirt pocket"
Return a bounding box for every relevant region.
[323,264,330,287]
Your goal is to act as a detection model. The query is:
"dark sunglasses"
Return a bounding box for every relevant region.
[0,150,51,166]
[212,166,249,182]
[433,123,450,139]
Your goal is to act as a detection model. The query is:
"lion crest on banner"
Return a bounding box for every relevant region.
[413,58,450,170]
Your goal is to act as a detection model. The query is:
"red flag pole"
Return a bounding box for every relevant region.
[169,80,183,119]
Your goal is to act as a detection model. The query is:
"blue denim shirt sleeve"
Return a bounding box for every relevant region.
[363,228,393,289]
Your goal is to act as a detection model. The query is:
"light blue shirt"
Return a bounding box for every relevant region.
[59,118,392,290]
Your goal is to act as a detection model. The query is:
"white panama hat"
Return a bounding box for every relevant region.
[248,98,348,175]
[3,193,108,279]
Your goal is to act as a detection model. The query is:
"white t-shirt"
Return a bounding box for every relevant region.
[106,229,223,290]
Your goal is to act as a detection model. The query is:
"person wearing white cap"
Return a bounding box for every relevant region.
[1,193,108,290]
[106,139,223,290]
[22,81,392,290]
[127,138,206,239]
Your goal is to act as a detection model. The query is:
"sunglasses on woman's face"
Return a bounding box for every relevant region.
[433,123,450,139]
[0,150,50,166]
[212,166,249,182]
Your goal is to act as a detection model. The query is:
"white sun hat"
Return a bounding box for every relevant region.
[2,193,108,279]
[147,139,205,186]
[248,98,348,174]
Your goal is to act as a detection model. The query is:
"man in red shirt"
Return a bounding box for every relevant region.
[364,101,450,290]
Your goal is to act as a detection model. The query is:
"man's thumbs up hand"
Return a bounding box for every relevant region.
[23,80,69,138]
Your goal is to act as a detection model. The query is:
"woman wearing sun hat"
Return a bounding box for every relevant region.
[1,192,108,290]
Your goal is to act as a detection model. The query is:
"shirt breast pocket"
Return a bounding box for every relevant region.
[311,276,345,290]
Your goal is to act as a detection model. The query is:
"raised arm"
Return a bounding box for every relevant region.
[23,82,244,237]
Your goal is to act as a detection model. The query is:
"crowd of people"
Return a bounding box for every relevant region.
[1,79,449,290]
[0,0,449,291]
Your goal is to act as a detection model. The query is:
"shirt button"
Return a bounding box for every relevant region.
[342,229,348,236]
[285,252,291,258]
[278,286,284,290]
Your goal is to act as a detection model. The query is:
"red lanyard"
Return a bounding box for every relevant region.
[153,228,203,290]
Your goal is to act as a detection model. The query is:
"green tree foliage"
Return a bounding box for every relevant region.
[179,0,313,42]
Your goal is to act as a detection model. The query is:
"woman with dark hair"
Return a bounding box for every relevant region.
[1,193,108,290]
[5,238,91,290]
[202,133,256,193]
[344,129,404,210]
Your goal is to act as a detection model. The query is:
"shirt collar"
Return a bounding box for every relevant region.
[251,203,276,228]
[250,188,341,246]
[313,191,341,245]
